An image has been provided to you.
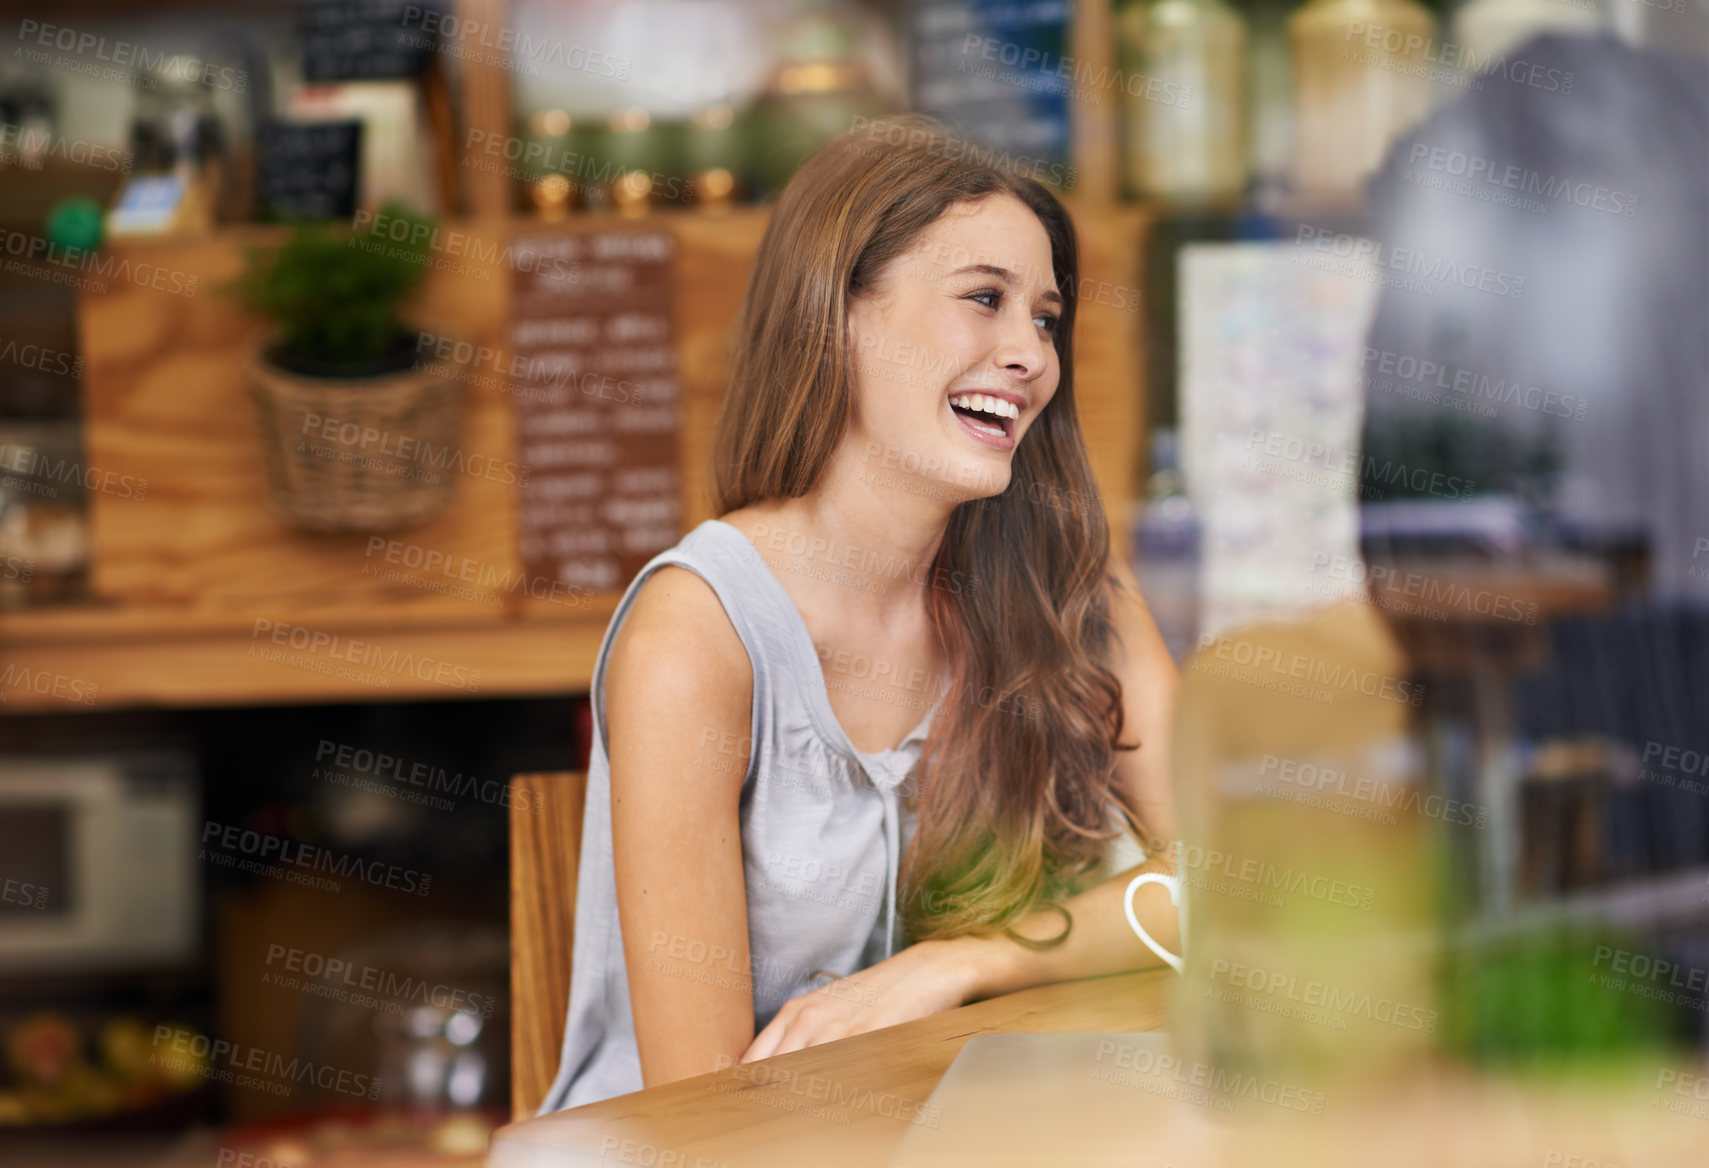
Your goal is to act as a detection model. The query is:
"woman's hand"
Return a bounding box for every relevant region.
[738,937,1007,1063]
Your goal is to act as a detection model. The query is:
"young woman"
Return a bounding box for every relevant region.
[538,115,1182,1113]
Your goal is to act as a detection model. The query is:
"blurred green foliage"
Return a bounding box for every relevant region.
[1437,929,1677,1071]
[231,200,434,373]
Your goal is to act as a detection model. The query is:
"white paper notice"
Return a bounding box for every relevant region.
[1178,240,1380,641]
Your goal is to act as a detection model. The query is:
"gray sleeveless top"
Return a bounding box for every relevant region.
[537,517,1146,1113]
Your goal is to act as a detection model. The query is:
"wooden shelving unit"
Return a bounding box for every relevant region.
[0,200,1152,711]
[0,0,1154,712]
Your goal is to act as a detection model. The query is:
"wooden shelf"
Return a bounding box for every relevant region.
[0,602,614,710]
[0,204,1151,712]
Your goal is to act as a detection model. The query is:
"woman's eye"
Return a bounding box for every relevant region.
[965,289,1057,333]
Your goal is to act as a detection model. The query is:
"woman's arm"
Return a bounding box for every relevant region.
[607,566,757,1087]
[740,556,1183,1060]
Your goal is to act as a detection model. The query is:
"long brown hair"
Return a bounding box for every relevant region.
[712,115,1145,945]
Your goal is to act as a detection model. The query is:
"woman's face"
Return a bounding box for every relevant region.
[845,193,1063,501]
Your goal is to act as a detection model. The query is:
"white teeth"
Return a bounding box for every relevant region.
[950,393,1019,421]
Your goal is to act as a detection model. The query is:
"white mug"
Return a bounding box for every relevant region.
[1124,841,1186,974]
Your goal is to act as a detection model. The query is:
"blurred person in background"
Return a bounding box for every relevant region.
[1362,31,1709,607]
[1359,30,1709,1055]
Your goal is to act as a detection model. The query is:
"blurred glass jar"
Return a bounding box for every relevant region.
[1289,0,1435,202]
[1118,0,1249,203]
[746,1,891,199]
[603,108,691,217]
[129,55,225,182]
[516,109,579,218]
[685,103,742,211]
[295,923,508,1114]
[0,420,91,608]
[0,72,55,171]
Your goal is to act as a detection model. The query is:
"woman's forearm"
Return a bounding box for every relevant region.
[951,851,1183,1001]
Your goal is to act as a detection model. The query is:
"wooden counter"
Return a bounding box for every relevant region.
[488,965,1705,1168]
[0,204,1149,711]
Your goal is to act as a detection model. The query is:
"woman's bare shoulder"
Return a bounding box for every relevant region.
[610,564,753,696]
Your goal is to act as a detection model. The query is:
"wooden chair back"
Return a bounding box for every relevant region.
[509,770,587,1120]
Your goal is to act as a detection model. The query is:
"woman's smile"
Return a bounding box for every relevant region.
[947,387,1027,450]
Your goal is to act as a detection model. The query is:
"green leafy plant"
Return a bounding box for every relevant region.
[231,200,435,375]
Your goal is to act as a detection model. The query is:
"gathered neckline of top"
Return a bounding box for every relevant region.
[702,518,945,770]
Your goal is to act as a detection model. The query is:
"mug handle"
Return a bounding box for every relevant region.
[1124,872,1184,974]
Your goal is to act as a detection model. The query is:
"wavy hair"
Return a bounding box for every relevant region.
[711,115,1146,945]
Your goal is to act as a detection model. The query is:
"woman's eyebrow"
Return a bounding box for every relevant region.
[947,263,1064,309]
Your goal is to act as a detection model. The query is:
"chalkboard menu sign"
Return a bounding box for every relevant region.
[910,0,1075,189]
[510,230,681,593]
[255,119,362,221]
[300,0,441,83]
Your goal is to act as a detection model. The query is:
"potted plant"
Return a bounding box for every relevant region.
[231,200,462,532]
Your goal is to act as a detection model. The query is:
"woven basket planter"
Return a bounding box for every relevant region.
[245,344,464,533]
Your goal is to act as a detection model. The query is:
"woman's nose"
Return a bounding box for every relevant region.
[993,313,1051,380]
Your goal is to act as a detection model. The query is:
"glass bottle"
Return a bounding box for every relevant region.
[129,55,225,183]
[0,72,55,171]
[1131,428,1202,663]
[1118,0,1248,202]
[1289,0,1436,202]
[1167,601,1440,1110]
[1244,0,1295,209]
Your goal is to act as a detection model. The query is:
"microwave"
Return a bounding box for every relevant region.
[0,752,199,974]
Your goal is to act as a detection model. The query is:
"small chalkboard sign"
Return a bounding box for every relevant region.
[255,119,363,221]
[910,0,1075,189]
[300,0,441,83]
